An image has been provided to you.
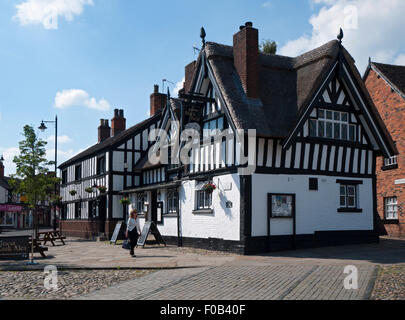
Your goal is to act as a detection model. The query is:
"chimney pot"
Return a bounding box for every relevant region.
[154,84,159,94]
[0,161,4,178]
[111,109,126,136]
[98,119,111,142]
[245,21,253,27]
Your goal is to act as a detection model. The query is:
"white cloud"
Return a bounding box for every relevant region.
[262,2,272,8]
[47,135,72,144]
[14,0,93,30]
[280,0,405,72]
[54,89,110,111]
[394,54,405,66]
[0,147,20,176]
[172,78,185,98]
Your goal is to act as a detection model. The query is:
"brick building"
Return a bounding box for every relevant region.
[364,61,405,238]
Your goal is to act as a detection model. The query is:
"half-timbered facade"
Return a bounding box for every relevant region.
[122,22,397,254]
[59,88,165,238]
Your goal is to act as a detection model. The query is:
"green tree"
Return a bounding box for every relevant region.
[260,40,277,55]
[9,125,59,209]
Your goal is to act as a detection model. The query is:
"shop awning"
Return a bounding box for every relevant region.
[121,181,181,194]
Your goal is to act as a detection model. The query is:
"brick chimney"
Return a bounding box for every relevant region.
[233,21,259,99]
[98,119,111,143]
[150,85,167,116]
[184,61,197,93]
[111,109,126,137]
[0,160,4,178]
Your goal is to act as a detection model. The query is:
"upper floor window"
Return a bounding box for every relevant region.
[384,156,398,167]
[202,85,226,138]
[62,169,68,184]
[203,85,221,117]
[384,197,398,220]
[309,109,357,142]
[75,165,82,181]
[97,156,106,175]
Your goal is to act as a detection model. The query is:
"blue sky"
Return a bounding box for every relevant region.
[1,0,404,175]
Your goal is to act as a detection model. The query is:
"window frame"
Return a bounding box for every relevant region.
[74,164,82,181]
[97,156,106,175]
[166,189,179,215]
[337,179,363,213]
[384,196,398,221]
[309,108,357,142]
[195,190,212,210]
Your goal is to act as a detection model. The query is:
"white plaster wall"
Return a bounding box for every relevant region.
[112,195,124,219]
[179,173,241,241]
[252,174,374,237]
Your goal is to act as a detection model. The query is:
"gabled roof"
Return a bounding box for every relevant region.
[203,40,340,137]
[200,39,397,156]
[59,112,162,169]
[365,61,405,100]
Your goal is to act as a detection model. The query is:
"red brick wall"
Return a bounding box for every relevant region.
[60,220,119,239]
[365,69,405,238]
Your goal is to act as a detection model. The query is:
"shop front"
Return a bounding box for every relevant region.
[0,204,24,229]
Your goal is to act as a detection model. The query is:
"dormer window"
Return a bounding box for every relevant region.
[309,109,357,142]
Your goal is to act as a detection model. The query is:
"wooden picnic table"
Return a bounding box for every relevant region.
[28,238,48,258]
[38,230,66,246]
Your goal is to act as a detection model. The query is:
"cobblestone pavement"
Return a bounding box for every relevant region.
[79,265,377,300]
[0,269,152,300]
[371,265,405,300]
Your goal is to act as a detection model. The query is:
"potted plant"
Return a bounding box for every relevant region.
[203,182,217,193]
[97,185,107,194]
[69,190,77,196]
[120,198,131,205]
[85,187,94,193]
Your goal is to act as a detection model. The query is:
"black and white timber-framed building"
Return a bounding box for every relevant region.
[60,22,397,254]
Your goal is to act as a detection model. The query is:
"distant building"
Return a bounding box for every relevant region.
[364,61,405,238]
[0,159,32,230]
[58,92,164,238]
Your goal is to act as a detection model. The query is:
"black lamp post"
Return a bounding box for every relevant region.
[39,116,58,231]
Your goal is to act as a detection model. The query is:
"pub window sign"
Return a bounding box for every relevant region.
[269,194,295,218]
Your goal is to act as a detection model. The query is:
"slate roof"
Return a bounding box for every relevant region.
[370,62,405,98]
[59,112,162,169]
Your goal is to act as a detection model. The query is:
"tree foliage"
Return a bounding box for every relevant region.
[260,40,277,55]
[9,125,59,208]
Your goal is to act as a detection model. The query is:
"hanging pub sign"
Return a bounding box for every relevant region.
[0,236,30,260]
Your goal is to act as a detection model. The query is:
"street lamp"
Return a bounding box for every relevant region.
[39,116,58,231]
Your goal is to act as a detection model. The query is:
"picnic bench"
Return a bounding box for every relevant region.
[38,230,66,246]
[28,238,48,258]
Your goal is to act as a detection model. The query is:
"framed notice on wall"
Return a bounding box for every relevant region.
[268,194,295,218]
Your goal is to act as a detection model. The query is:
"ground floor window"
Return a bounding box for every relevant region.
[196,190,212,210]
[0,212,15,226]
[340,184,357,208]
[137,193,147,213]
[384,197,398,220]
[167,190,178,214]
[269,194,295,218]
